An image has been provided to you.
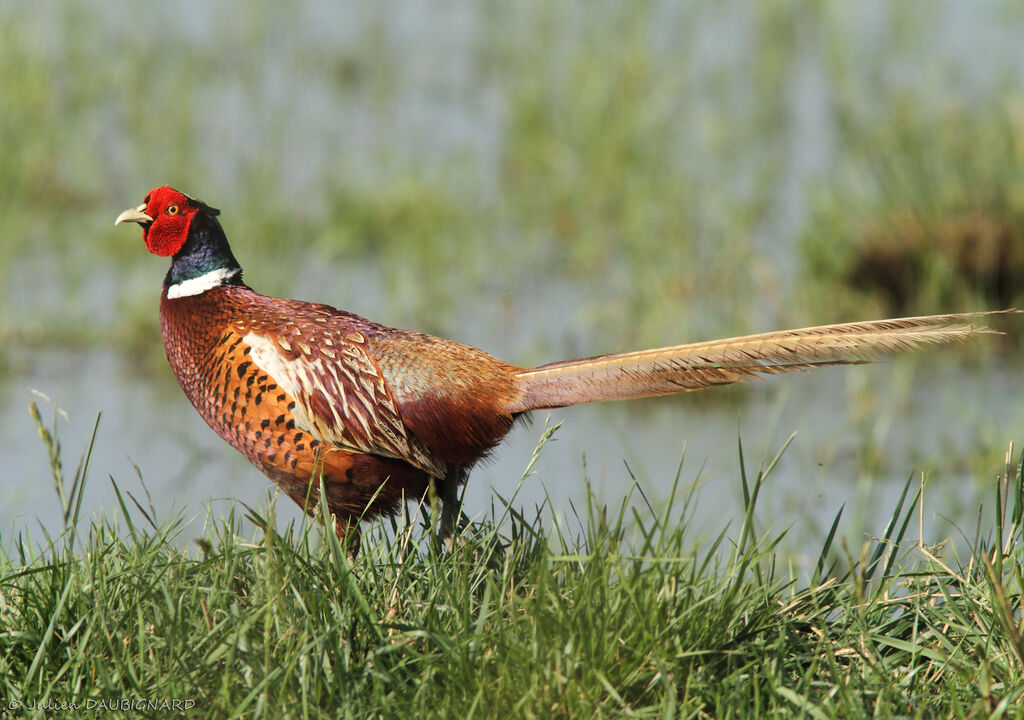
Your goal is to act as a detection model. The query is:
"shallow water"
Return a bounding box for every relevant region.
[3,0,1023,555]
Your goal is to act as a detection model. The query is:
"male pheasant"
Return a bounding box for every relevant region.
[118,186,1001,551]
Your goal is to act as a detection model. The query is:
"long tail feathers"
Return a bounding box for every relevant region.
[507,311,1012,413]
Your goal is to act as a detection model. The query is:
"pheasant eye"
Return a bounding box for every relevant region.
[167,204,180,216]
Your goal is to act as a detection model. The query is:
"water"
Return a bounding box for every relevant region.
[2,0,1023,555]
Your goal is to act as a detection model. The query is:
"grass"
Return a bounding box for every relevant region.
[3,406,1024,718]
[800,95,1024,326]
[798,5,1024,329]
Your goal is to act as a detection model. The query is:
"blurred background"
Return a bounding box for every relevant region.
[2,1,1022,559]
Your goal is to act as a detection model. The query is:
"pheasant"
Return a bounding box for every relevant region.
[117,186,1003,551]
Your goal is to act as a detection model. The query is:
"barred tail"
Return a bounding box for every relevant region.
[507,312,1007,413]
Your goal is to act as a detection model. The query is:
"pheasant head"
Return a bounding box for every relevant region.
[117,186,242,297]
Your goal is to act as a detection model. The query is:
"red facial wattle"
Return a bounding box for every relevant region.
[115,186,196,257]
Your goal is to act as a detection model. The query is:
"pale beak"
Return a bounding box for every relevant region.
[114,203,153,226]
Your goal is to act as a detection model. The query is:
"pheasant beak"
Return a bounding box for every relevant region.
[114,203,153,227]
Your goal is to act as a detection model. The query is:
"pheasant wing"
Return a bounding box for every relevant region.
[239,316,446,479]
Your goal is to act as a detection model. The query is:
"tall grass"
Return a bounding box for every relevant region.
[2,402,1022,718]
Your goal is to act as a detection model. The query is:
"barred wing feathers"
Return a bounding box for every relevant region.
[241,314,447,479]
